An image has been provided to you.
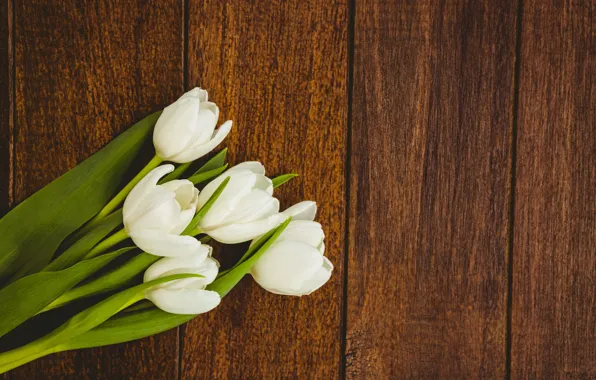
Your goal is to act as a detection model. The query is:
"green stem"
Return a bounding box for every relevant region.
[0,274,195,374]
[40,252,158,313]
[83,229,128,260]
[0,344,61,374]
[87,154,162,227]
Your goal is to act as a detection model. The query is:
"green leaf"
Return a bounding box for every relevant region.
[159,162,192,184]
[50,273,202,342]
[122,300,154,313]
[0,112,160,282]
[58,219,293,352]
[193,148,227,175]
[0,273,201,373]
[0,248,133,338]
[272,173,298,188]
[207,217,292,297]
[43,252,159,312]
[43,209,123,272]
[182,177,230,235]
[59,308,194,350]
[188,164,228,185]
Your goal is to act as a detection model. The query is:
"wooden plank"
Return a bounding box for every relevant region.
[6,0,183,378]
[182,1,348,378]
[0,3,13,378]
[0,0,12,218]
[511,1,596,378]
[347,1,517,378]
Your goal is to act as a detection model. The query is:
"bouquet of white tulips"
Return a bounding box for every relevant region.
[0,88,333,373]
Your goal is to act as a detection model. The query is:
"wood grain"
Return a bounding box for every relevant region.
[181,1,348,378]
[0,0,12,217]
[511,1,596,378]
[347,0,518,378]
[5,0,183,378]
[0,3,13,379]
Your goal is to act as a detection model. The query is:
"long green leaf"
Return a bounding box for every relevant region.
[56,219,292,351]
[59,308,194,350]
[188,164,228,185]
[0,273,201,373]
[182,177,230,235]
[43,209,123,272]
[0,248,133,338]
[271,173,298,188]
[193,148,227,175]
[50,273,202,343]
[43,252,159,312]
[0,112,160,282]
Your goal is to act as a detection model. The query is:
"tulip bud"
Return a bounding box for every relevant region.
[153,88,232,163]
[123,165,203,257]
[144,244,221,314]
[196,162,285,244]
[250,202,333,296]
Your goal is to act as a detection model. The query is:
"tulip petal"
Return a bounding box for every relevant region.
[129,230,203,257]
[159,180,197,209]
[281,201,317,221]
[250,241,324,295]
[296,256,333,295]
[206,213,286,244]
[224,189,280,224]
[147,288,221,315]
[254,174,274,195]
[125,191,181,232]
[181,87,208,102]
[197,169,256,209]
[123,165,174,222]
[318,241,326,255]
[228,161,266,175]
[159,181,199,234]
[144,246,212,282]
[278,220,324,248]
[191,102,219,145]
[198,171,256,227]
[168,120,232,163]
[153,98,202,160]
[161,257,219,290]
[171,208,195,235]
[144,251,218,290]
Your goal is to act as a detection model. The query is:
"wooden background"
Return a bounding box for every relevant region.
[0,0,594,378]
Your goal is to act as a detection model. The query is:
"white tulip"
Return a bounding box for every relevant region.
[196,162,285,244]
[250,201,333,296]
[144,244,221,314]
[123,165,203,257]
[153,88,232,163]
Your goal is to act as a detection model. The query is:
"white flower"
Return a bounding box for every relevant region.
[197,162,284,244]
[123,165,203,257]
[144,245,221,314]
[153,88,232,163]
[250,201,333,296]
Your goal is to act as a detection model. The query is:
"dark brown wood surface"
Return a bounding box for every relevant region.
[3,0,184,379]
[511,1,596,378]
[0,0,11,218]
[180,1,348,379]
[1,0,596,379]
[347,0,517,378]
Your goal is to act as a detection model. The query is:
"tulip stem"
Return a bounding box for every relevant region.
[87,154,163,227]
[0,343,61,374]
[84,229,129,260]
